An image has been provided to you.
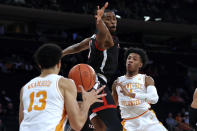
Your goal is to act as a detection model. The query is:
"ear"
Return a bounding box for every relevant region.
[57,60,61,68]
[139,62,143,68]
[38,65,41,69]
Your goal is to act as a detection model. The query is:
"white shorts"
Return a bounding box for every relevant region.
[121,110,167,131]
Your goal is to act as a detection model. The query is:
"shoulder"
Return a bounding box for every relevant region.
[145,75,154,86]
[117,75,126,82]
[59,77,77,92]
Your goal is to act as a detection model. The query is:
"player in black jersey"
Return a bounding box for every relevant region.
[62,2,122,131]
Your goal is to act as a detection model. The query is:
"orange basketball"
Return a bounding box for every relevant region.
[68,64,96,92]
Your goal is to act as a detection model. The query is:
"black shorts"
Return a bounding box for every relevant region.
[89,76,116,113]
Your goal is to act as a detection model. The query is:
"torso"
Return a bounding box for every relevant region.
[117,74,151,119]
[88,34,119,81]
[20,74,67,131]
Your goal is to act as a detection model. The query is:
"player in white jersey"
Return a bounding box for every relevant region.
[112,47,167,131]
[19,44,106,131]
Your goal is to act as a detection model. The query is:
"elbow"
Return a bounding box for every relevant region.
[70,121,83,131]
[149,95,159,104]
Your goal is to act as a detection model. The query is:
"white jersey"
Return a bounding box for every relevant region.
[117,74,151,119]
[20,74,67,131]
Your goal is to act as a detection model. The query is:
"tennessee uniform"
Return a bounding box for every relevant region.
[20,74,67,131]
[117,74,167,131]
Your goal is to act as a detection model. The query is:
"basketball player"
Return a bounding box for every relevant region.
[62,2,122,131]
[112,47,167,131]
[19,44,106,131]
[189,88,197,130]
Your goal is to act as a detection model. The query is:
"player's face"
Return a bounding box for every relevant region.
[102,12,117,33]
[126,53,142,72]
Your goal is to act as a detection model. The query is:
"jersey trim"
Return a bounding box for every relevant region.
[56,77,64,101]
[55,107,67,131]
[95,41,105,51]
[123,109,149,121]
[100,50,107,73]
[92,105,117,113]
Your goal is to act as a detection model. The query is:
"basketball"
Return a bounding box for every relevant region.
[68,64,96,92]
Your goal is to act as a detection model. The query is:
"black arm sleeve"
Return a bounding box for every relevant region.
[189,106,197,130]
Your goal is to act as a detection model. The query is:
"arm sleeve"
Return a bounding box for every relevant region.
[134,85,159,104]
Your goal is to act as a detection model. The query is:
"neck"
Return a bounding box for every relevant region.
[40,68,58,77]
[126,70,138,77]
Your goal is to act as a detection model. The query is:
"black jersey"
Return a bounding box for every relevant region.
[88,34,119,81]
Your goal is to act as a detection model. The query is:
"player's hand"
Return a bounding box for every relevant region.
[79,85,106,106]
[95,2,108,24]
[117,83,135,98]
[112,80,118,89]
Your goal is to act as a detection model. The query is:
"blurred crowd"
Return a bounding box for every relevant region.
[1,0,197,24]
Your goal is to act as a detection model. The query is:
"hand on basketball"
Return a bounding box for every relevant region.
[79,85,106,106]
[95,2,108,24]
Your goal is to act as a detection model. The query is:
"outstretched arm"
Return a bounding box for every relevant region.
[95,2,114,50]
[62,38,90,57]
[59,78,106,131]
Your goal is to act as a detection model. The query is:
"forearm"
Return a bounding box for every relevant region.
[77,102,91,130]
[62,43,82,56]
[62,38,90,57]
[96,19,110,36]
[133,85,159,104]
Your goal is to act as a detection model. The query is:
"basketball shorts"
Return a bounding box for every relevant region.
[121,110,167,131]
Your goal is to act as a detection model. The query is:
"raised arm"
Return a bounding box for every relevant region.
[95,2,114,50]
[59,78,106,131]
[62,38,90,57]
[19,87,24,125]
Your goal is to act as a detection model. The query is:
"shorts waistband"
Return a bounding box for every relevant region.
[123,109,149,121]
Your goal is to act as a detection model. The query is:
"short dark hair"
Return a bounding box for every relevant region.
[102,9,116,19]
[34,43,62,69]
[124,47,149,68]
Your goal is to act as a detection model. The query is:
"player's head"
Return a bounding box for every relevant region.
[102,9,117,33]
[34,43,62,72]
[124,47,148,73]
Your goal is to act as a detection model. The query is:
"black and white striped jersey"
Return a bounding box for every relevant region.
[87,34,119,81]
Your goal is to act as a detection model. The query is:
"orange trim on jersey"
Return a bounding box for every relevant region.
[123,109,149,121]
[92,105,117,113]
[95,41,105,51]
[121,120,127,131]
[55,108,67,131]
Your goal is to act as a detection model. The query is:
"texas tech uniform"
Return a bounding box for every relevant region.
[117,74,167,131]
[87,34,122,131]
[20,74,67,131]
[88,34,119,112]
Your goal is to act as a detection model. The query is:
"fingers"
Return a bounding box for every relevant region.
[96,99,104,103]
[96,85,106,94]
[97,93,107,98]
[97,5,100,10]
[103,2,108,9]
[79,85,86,93]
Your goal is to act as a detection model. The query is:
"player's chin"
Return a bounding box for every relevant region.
[110,28,116,32]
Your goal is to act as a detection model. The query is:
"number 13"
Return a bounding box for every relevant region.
[28,91,47,112]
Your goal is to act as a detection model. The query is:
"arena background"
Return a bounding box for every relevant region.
[0,0,197,131]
